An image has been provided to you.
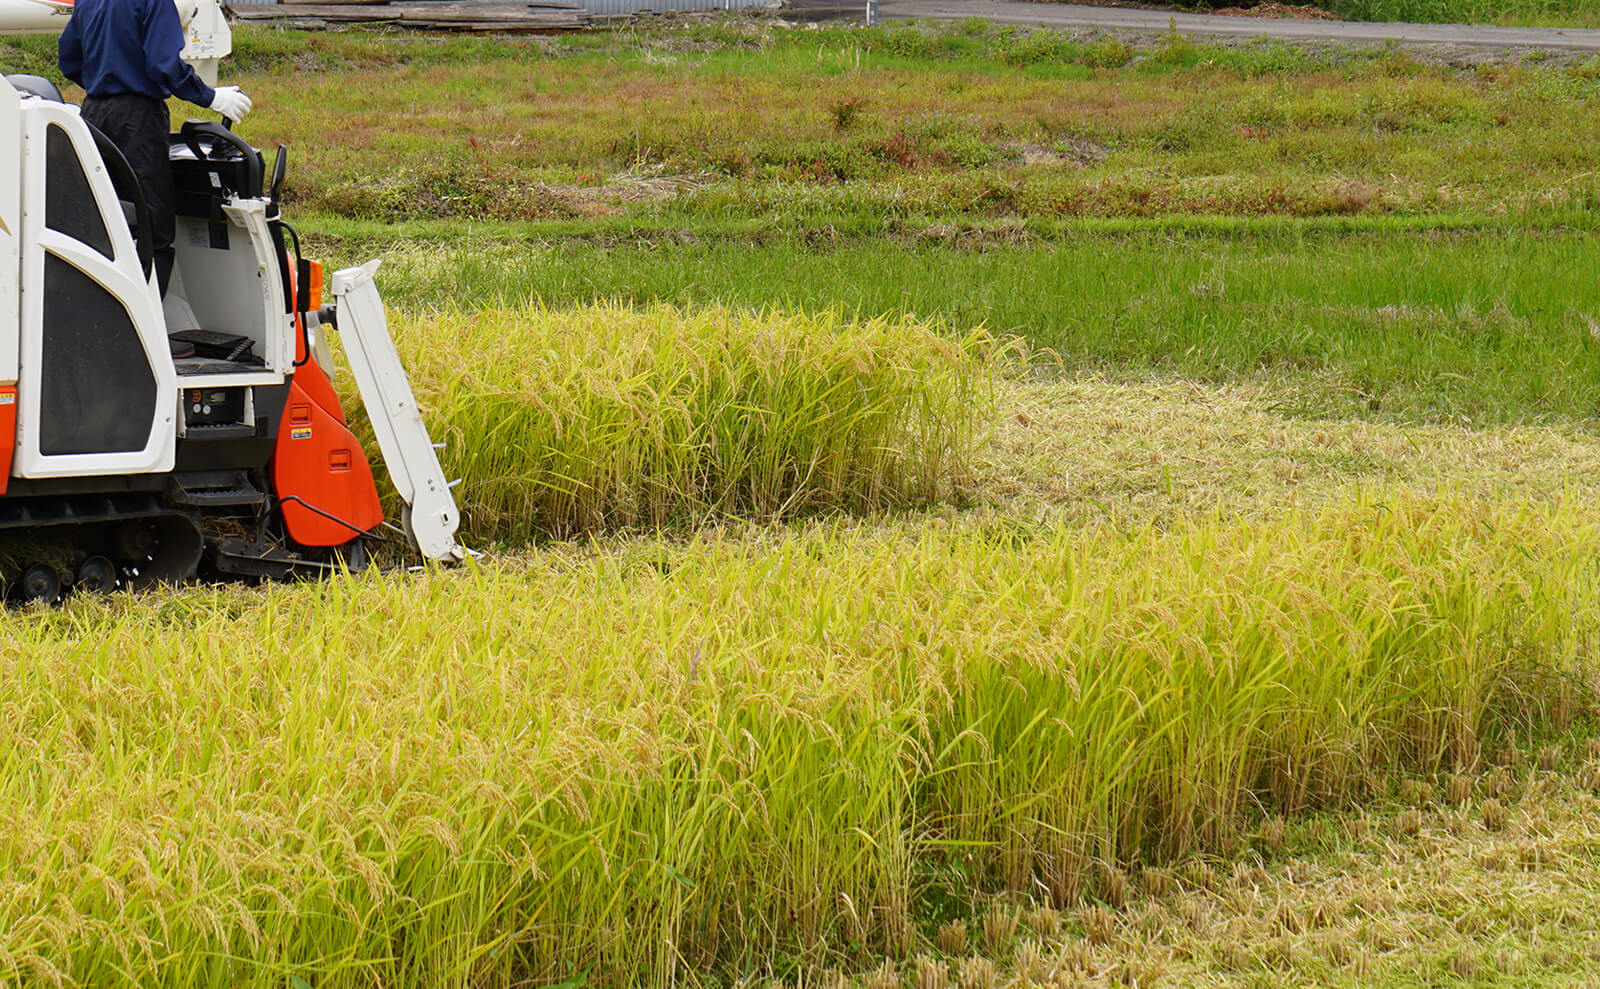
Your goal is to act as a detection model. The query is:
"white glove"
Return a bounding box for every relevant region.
[209,85,252,122]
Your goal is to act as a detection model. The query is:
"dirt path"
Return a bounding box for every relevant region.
[789,0,1600,52]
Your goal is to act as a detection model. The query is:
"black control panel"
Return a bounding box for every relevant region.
[184,386,246,427]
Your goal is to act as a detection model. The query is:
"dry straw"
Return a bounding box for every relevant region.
[364,302,994,543]
[0,492,1592,985]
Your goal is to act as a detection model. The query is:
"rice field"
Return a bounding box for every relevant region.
[380,304,993,543]
[3,495,1594,986]
[8,18,1600,989]
[7,307,1600,984]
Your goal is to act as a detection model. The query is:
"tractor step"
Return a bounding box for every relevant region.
[167,471,267,508]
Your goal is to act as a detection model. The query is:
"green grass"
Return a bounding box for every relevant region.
[1,494,1592,986]
[329,227,1600,430]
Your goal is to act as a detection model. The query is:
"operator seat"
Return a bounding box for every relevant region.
[5,74,64,102]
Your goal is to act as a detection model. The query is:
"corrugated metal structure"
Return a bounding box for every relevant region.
[233,0,588,27]
[582,0,767,14]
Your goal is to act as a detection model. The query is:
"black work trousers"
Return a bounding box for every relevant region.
[82,94,175,296]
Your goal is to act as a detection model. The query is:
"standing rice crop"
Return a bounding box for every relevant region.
[365,303,992,543]
[0,493,1592,986]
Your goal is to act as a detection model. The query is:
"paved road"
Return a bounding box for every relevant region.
[792,0,1600,52]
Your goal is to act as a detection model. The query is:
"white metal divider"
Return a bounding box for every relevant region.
[329,260,464,563]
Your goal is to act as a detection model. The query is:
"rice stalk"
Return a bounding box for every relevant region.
[344,302,993,544]
[0,492,1591,985]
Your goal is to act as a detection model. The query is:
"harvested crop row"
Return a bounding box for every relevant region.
[357,303,991,544]
[1,494,1590,986]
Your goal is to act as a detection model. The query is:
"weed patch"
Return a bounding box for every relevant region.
[164,24,1600,223]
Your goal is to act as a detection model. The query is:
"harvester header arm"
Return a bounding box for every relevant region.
[329,262,465,564]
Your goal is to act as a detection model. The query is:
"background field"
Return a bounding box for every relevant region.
[8,23,1600,221]
[5,18,1600,989]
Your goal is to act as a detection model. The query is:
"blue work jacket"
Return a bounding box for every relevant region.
[58,0,215,107]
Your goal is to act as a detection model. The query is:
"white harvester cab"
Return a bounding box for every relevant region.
[0,59,462,596]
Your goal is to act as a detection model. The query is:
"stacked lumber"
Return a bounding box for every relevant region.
[230,0,588,32]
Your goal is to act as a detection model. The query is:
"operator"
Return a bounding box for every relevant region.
[57,0,252,296]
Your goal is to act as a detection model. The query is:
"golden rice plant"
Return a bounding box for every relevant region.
[0,493,1591,986]
[353,303,992,543]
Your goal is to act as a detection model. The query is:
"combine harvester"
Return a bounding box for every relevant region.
[0,0,463,601]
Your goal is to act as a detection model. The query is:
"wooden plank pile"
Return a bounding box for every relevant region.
[230,0,588,32]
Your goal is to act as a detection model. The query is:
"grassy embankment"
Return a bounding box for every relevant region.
[1283,0,1600,30]
[3,20,1600,988]
[228,22,1600,442]
[1159,0,1600,29]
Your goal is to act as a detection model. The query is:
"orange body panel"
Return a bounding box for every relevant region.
[303,259,323,311]
[273,254,382,546]
[292,346,346,426]
[0,383,15,495]
[271,375,384,546]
